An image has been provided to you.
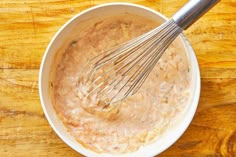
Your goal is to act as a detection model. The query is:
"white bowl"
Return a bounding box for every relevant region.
[39,2,200,157]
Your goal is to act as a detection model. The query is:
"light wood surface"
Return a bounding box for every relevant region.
[0,0,235,156]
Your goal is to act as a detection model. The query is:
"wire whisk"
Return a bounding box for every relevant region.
[77,0,220,108]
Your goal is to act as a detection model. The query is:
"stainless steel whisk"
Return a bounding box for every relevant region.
[78,0,220,106]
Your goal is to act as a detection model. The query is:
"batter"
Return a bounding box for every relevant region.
[51,13,191,153]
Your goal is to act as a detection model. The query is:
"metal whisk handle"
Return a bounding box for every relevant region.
[172,0,220,30]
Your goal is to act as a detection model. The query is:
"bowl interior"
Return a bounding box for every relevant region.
[39,3,200,157]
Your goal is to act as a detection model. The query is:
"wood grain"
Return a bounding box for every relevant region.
[0,0,235,156]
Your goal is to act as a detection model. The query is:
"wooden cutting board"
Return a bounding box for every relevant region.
[0,0,235,156]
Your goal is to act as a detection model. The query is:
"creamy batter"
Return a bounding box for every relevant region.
[51,13,191,154]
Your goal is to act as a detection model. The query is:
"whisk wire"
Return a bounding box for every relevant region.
[78,19,183,104]
[84,21,172,97]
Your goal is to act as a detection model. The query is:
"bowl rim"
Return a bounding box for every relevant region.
[39,2,201,157]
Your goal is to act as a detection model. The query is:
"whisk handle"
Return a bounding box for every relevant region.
[172,0,220,30]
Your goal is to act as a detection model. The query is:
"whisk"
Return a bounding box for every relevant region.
[77,0,220,107]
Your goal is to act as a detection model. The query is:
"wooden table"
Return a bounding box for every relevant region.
[0,0,235,156]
